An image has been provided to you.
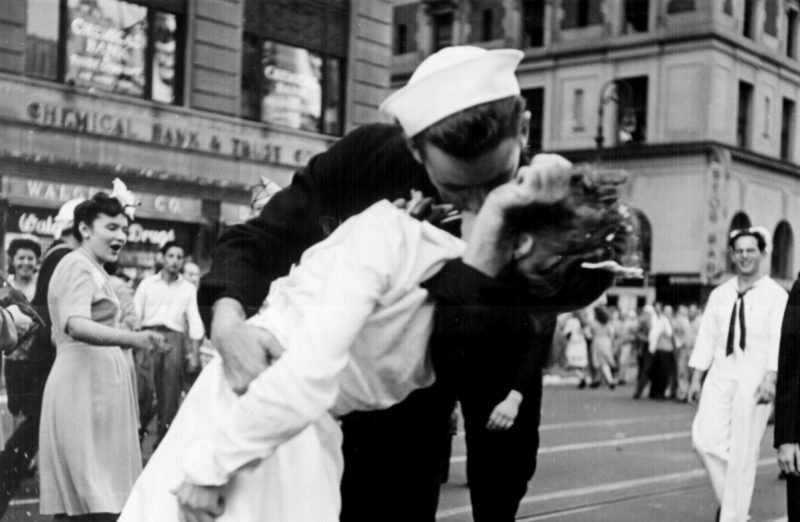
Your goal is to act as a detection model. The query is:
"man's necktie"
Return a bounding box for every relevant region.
[725,288,750,356]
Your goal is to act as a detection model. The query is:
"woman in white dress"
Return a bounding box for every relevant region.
[120,162,632,522]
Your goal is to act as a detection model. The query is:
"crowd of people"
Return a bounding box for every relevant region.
[552,300,703,400]
[0,44,796,522]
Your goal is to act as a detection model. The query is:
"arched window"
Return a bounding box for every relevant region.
[726,212,752,272]
[772,221,794,279]
[621,208,652,272]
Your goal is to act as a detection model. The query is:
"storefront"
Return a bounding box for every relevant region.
[0,173,220,284]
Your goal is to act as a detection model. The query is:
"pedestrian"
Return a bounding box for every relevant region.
[564,310,591,387]
[38,191,166,520]
[3,237,43,431]
[775,273,800,521]
[133,241,204,444]
[182,261,201,287]
[672,304,692,401]
[633,304,655,399]
[688,226,788,522]
[616,309,639,385]
[0,198,82,517]
[120,158,631,522]
[647,303,674,399]
[6,237,41,301]
[587,305,618,389]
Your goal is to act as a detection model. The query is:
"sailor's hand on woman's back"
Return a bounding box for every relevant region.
[211,297,286,394]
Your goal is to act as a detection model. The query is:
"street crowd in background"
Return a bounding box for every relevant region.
[551,300,703,401]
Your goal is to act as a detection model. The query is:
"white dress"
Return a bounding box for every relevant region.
[119,201,465,522]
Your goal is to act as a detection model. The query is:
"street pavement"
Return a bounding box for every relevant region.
[1,382,790,521]
[437,383,788,522]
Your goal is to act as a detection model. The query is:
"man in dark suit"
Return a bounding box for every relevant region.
[776,274,800,521]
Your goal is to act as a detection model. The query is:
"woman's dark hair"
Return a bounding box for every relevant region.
[412,95,526,160]
[72,192,127,242]
[8,238,42,260]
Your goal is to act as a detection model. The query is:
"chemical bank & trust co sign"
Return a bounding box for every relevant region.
[0,80,328,168]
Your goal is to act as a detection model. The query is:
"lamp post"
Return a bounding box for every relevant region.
[595,79,635,162]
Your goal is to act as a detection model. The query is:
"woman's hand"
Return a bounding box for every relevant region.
[462,156,575,277]
[173,481,225,522]
[486,390,522,431]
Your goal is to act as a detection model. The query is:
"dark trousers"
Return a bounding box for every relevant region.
[0,405,39,518]
[0,359,48,518]
[339,381,455,522]
[634,344,652,398]
[649,350,674,399]
[788,475,800,521]
[137,328,184,441]
[460,378,542,522]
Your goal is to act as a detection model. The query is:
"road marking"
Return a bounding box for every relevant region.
[538,413,690,432]
[436,457,775,519]
[454,413,691,438]
[450,430,691,464]
[9,498,38,507]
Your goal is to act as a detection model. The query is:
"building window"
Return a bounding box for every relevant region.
[23,0,184,104]
[618,76,648,145]
[522,87,544,152]
[764,96,771,137]
[395,23,409,54]
[562,0,602,29]
[393,4,418,54]
[743,0,755,38]
[25,0,60,80]
[241,37,343,135]
[572,88,585,130]
[624,0,649,33]
[481,9,494,41]
[522,0,545,47]
[764,0,779,36]
[772,221,794,279]
[737,81,753,148]
[433,12,454,51]
[781,98,795,160]
[666,0,695,14]
[788,8,798,58]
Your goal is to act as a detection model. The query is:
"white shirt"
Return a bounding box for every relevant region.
[182,201,465,486]
[688,275,788,381]
[133,273,205,340]
[648,313,673,353]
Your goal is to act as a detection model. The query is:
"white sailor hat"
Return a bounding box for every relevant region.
[53,197,86,239]
[379,46,524,137]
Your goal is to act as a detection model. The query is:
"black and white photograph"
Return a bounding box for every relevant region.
[0,1,799,521]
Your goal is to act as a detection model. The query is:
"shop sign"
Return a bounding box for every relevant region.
[1,73,329,168]
[5,177,202,220]
[24,100,321,166]
[12,206,180,247]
